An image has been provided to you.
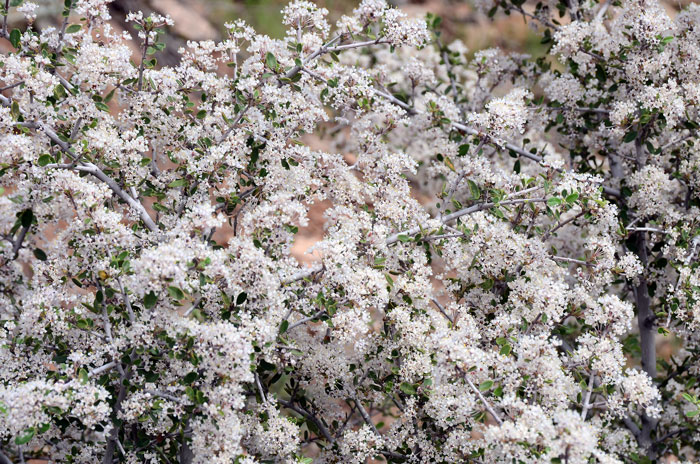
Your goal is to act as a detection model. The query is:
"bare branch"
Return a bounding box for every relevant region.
[458,368,503,426]
[580,371,595,420]
[11,225,29,259]
[278,399,334,443]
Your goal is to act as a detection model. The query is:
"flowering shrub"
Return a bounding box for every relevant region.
[1,0,699,462]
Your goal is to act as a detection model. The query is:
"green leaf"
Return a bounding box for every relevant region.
[397,234,410,243]
[167,286,184,300]
[65,24,82,33]
[479,380,494,392]
[53,84,67,100]
[168,179,187,188]
[94,101,109,112]
[144,291,157,309]
[33,248,47,261]
[686,409,699,417]
[38,154,52,167]
[280,320,289,334]
[385,273,394,289]
[467,179,480,200]
[9,29,21,48]
[565,192,579,204]
[10,101,20,120]
[266,52,278,71]
[14,428,35,445]
[196,109,207,119]
[547,197,562,207]
[236,292,247,305]
[20,208,33,228]
[78,368,89,384]
[183,372,198,384]
[399,382,417,395]
[623,130,637,143]
[103,88,116,103]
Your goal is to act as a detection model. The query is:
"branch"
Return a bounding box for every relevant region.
[0,81,23,92]
[287,309,326,331]
[622,415,641,439]
[453,120,621,198]
[144,389,184,403]
[544,105,610,115]
[281,264,324,285]
[458,367,503,426]
[283,34,342,81]
[580,371,595,420]
[634,230,659,450]
[82,162,158,232]
[89,361,117,378]
[254,373,267,403]
[1,0,9,39]
[0,450,13,464]
[431,298,453,324]
[551,255,592,267]
[351,397,381,436]
[283,36,389,82]
[117,277,135,323]
[1,94,159,233]
[11,225,29,259]
[372,90,621,198]
[278,399,334,443]
[632,136,658,455]
[284,198,547,282]
[659,131,696,152]
[627,227,666,234]
[543,210,586,241]
[386,198,547,245]
[103,366,133,464]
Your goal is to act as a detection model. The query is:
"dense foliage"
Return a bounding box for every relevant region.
[1,0,700,462]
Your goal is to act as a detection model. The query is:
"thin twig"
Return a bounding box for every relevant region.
[278,399,334,443]
[458,368,503,426]
[287,309,326,331]
[89,361,117,378]
[551,255,592,267]
[11,225,29,259]
[580,371,595,420]
[431,298,453,323]
[386,198,548,245]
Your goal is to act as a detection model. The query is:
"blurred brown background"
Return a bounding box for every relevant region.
[7,0,558,63]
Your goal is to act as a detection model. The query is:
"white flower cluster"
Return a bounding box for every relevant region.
[0,0,698,462]
[467,88,532,140]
